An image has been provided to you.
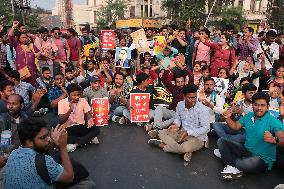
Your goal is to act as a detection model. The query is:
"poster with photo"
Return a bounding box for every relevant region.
[130,29,150,53]
[153,36,166,55]
[115,47,131,68]
[212,77,229,97]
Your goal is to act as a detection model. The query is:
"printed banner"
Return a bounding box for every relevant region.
[153,36,166,55]
[130,29,150,53]
[130,93,150,123]
[153,87,173,108]
[212,77,229,97]
[115,47,131,68]
[91,98,109,126]
[101,30,115,49]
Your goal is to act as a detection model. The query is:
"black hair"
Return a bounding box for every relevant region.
[240,77,252,84]
[278,32,284,36]
[67,28,77,36]
[18,118,47,145]
[246,27,254,34]
[18,23,26,28]
[7,70,20,81]
[0,80,14,92]
[252,92,270,105]
[178,28,186,33]
[160,26,168,32]
[183,84,198,95]
[135,72,149,85]
[42,67,51,74]
[173,70,186,81]
[0,32,4,39]
[273,61,284,71]
[218,67,229,78]
[144,52,151,57]
[54,72,64,78]
[266,30,277,38]
[200,28,211,37]
[201,65,209,72]
[203,77,215,83]
[114,72,125,80]
[258,31,265,37]
[241,83,257,94]
[38,27,48,34]
[66,83,82,94]
[51,27,61,33]
[225,24,235,31]
[101,57,110,64]
[82,27,89,32]
[89,48,96,52]
[65,67,73,74]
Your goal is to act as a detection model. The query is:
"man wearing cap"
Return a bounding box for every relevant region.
[156,45,178,69]
[83,75,108,105]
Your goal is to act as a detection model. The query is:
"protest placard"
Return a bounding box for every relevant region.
[91,98,109,126]
[130,29,150,53]
[130,93,150,123]
[101,30,115,49]
[115,47,131,68]
[153,36,166,55]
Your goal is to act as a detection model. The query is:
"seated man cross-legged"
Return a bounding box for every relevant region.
[148,84,210,162]
[58,83,100,152]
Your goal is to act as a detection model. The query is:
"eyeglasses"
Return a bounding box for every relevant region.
[54,32,60,35]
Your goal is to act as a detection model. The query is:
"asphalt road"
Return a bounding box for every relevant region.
[67,124,284,189]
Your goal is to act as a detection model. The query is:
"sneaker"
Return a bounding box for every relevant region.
[66,144,77,153]
[145,123,153,131]
[90,137,100,144]
[183,152,192,162]
[118,117,126,125]
[33,111,41,117]
[221,165,243,180]
[148,139,162,148]
[112,115,120,122]
[148,129,159,138]
[214,149,221,158]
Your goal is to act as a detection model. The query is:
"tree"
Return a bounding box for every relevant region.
[98,0,128,28]
[267,0,284,31]
[0,0,40,32]
[208,6,246,31]
[162,0,234,29]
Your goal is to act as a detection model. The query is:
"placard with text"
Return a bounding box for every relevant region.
[130,93,150,123]
[91,98,109,126]
[101,30,115,49]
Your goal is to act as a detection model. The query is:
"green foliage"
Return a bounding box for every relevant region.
[0,0,40,32]
[209,6,246,31]
[98,0,128,29]
[162,0,235,29]
[267,0,284,31]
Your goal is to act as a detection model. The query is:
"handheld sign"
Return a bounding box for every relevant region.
[91,98,109,126]
[130,93,150,123]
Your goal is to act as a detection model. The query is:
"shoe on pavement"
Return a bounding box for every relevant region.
[214,149,221,158]
[90,137,100,144]
[148,139,162,148]
[145,123,153,131]
[148,129,159,138]
[184,152,192,162]
[112,115,120,123]
[66,144,77,153]
[118,116,126,125]
[221,165,243,180]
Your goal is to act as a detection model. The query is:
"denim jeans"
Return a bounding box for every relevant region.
[217,138,267,173]
[213,122,246,143]
[275,147,284,169]
[153,106,176,129]
[109,104,127,119]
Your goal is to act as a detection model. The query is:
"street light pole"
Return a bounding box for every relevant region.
[204,0,217,27]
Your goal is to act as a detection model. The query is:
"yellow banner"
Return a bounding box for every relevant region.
[116,19,160,28]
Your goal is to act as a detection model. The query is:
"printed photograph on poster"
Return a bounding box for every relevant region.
[212,77,229,96]
[130,93,150,123]
[130,29,150,53]
[153,36,166,55]
[115,47,131,68]
[101,30,115,49]
[91,98,109,126]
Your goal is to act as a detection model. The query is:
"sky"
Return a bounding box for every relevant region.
[31,0,85,10]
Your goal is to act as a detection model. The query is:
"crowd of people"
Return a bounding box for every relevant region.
[0,17,283,188]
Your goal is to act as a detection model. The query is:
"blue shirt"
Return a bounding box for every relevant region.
[4,147,63,189]
[239,112,284,170]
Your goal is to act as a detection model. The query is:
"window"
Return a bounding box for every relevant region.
[250,0,256,11]
[238,0,243,7]
[130,6,135,17]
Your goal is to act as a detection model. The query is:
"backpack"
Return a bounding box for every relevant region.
[35,152,89,188]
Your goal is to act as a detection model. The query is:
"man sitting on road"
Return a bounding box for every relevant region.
[217,92,284,180]
[58,83,100,152]
[148,84,210,162]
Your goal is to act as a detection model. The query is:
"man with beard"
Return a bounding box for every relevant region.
[64,68,85,88]
[217,92,284,180]
[34,27,58,76]
[109,72,130,125]
[213,83,257,146]
[83,75,108,105]
[145,28,154,55]
[58,83,100,152]
[67,28,81,69]
[0,80,15,113]
[168,28,188,56]
[198,77,226,125]
[3,119,75,188]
